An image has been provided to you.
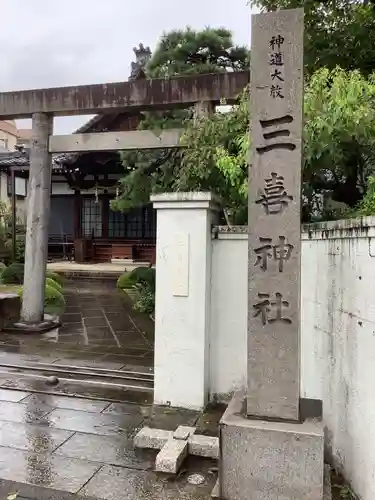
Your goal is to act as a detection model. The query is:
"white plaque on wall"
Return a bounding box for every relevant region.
[172,232,190,297]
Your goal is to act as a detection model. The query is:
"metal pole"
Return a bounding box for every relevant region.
[11,168,16,262]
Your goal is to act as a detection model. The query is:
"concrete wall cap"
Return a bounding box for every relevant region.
[151,191,221,210]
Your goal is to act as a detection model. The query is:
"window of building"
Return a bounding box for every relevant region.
[0,138,8,150]
[108,204,156,239]
[143,205,157,238]
[82,198,102,237]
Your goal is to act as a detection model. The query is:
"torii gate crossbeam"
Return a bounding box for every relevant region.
[0,71,249,330]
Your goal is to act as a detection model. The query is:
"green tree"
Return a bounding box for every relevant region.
[111,27,249,214]
[147,27,249,77]
[250,0,375,77]
[179,67,375,222]
[354,176,375,216]
[179,87,249,224]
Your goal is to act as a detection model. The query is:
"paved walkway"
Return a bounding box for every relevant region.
[0,388,222,499]
[0,278,224,498]
[0,279,154,373]
[47,261,152,276]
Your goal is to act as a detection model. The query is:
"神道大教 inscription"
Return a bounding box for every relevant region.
[248,8,304,422]
[269,35,285,99]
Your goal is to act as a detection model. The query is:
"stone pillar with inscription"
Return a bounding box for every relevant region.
[220,9,325,500]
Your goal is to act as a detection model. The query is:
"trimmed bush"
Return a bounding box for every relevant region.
[129,266,155,291]
[45,284,65,308]
[45,271,64,287]
[117,273,136,290]
[133,281,155,314]
[18,284,65,309]
[0,262,6,272]
[46,277,63,293]
[1,262,24,284]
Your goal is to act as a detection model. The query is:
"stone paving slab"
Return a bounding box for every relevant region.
[0,377,154,405]
[0,278,155,381]
[21,393,112,413]
[0,400,52,425]
[49,358,127,370]
[0,389,221,499]
[46,407,144,436]
[0,478,98,500]
[0,388,30,402]
[0,447,101,493]
[143,406,199,431]
[0,421,74,453]
[54,432,157,470]
[102,401,151,416]
[79,458,217,500]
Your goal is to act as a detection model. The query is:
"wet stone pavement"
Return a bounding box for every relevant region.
[0,278,223,498]
[0,388,222,499]
[0,278,154,371]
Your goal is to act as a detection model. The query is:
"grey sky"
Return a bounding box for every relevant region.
[1,0,254,134]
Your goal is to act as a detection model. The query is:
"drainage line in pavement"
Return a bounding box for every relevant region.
[0,363,154,383]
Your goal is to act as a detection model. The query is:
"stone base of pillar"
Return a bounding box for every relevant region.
[2,318,61,334]
[219,391,324,500]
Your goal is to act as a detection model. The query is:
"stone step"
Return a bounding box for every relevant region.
[0,362,154,405]
[0,361,154,389]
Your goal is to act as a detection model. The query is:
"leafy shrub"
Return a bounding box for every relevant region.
[0,262,6,272]
[133,281,155,314]
[45,284,65,308]
[18,284,65,309]
[15,237,25,263]
[1,262,24,284]
[5,236,26,263]
[45,271,64,287]
[45,277,63,293]
[129,266,155,291]
[117,273,136,289]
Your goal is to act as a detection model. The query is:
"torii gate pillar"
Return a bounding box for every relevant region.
[20,113,56,328]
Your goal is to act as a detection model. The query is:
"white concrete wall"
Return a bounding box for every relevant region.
[152,192,220,410]
[210,218,375,500]
[210,230,248,399]
[301,218,375,500]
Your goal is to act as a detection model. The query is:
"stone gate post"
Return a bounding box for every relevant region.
[21,113,53,326]
[151,192,220,410]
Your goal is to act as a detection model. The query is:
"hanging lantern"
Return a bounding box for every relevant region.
[95,185,99,204]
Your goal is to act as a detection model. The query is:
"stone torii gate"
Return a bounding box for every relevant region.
[0,71,248,330]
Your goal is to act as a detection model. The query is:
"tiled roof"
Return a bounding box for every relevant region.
[0,149,65,170]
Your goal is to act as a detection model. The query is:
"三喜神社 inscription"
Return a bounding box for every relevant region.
[254,236,294,272]
[253,292,292,326]
[248,8,304,421]
[222,10,325,500]
[256,115,296,154]
[255,172,293,214]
